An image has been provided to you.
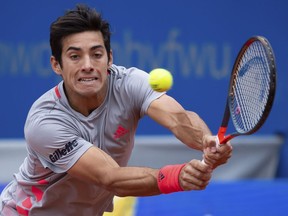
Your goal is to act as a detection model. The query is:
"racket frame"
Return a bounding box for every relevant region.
[217,36,277,144]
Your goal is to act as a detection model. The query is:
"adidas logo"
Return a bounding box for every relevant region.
[113,125,129,139]
[158,171,165,182]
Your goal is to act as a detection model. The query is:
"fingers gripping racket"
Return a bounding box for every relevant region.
[203,36,277,166]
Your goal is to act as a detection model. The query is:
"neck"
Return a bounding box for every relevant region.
[64,81,108,117]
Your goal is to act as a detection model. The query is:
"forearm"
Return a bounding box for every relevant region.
[169,111,212,150]
[68,147,161,197]
[68,147,211,197]
[103,167,160,197]
[106,162,208,196]
[147,95,212,151]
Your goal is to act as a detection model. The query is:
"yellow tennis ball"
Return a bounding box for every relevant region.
[149,68,173,92]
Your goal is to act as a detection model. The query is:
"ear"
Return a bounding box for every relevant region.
[108,50,113,68]
[50,56,62,75]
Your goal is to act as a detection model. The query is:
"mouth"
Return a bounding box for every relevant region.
[78,77,98,82]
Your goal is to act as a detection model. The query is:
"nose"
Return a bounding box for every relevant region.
[81,56,94,72]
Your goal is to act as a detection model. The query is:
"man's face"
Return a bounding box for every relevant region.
[52,31,112,98]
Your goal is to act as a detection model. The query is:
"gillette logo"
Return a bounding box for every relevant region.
[49,140,78,163]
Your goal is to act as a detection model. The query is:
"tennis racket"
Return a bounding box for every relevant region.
[206,36,277,157]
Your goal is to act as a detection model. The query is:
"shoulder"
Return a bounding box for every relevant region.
[108,64,150,92]
[109,64,149,80]
[25,88,79,149]
[24,109,82,164]
[25,111,75,142]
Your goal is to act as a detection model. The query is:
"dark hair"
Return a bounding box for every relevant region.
[50,4,111,66]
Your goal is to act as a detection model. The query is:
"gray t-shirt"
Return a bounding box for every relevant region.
[0,65,164,216]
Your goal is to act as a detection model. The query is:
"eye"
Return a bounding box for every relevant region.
[93,52,103,59]
[70,54,79,60]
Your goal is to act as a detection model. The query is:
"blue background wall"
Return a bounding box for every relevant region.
[1,0,287,176]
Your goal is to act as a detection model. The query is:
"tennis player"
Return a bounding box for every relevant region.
[0,4,232,216]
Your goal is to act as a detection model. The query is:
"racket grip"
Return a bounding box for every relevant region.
[215,136,220,148]
[201,159,207,165]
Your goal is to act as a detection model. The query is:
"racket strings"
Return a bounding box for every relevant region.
[231,41,271,133]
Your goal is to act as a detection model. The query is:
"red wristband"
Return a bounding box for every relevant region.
[157,164,186,194]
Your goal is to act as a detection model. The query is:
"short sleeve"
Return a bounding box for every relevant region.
[121,67,165,117]
[25,114,92,173]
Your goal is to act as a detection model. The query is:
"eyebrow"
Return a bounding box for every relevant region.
[65,45,104,53]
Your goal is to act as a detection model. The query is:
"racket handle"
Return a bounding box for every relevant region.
[201,159,207,165]
[215,135,220,148]
[201,136,220,166]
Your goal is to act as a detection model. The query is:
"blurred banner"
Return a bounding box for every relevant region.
[1,0,287,176]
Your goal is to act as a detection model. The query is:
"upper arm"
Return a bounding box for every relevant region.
[67,146,119,186]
